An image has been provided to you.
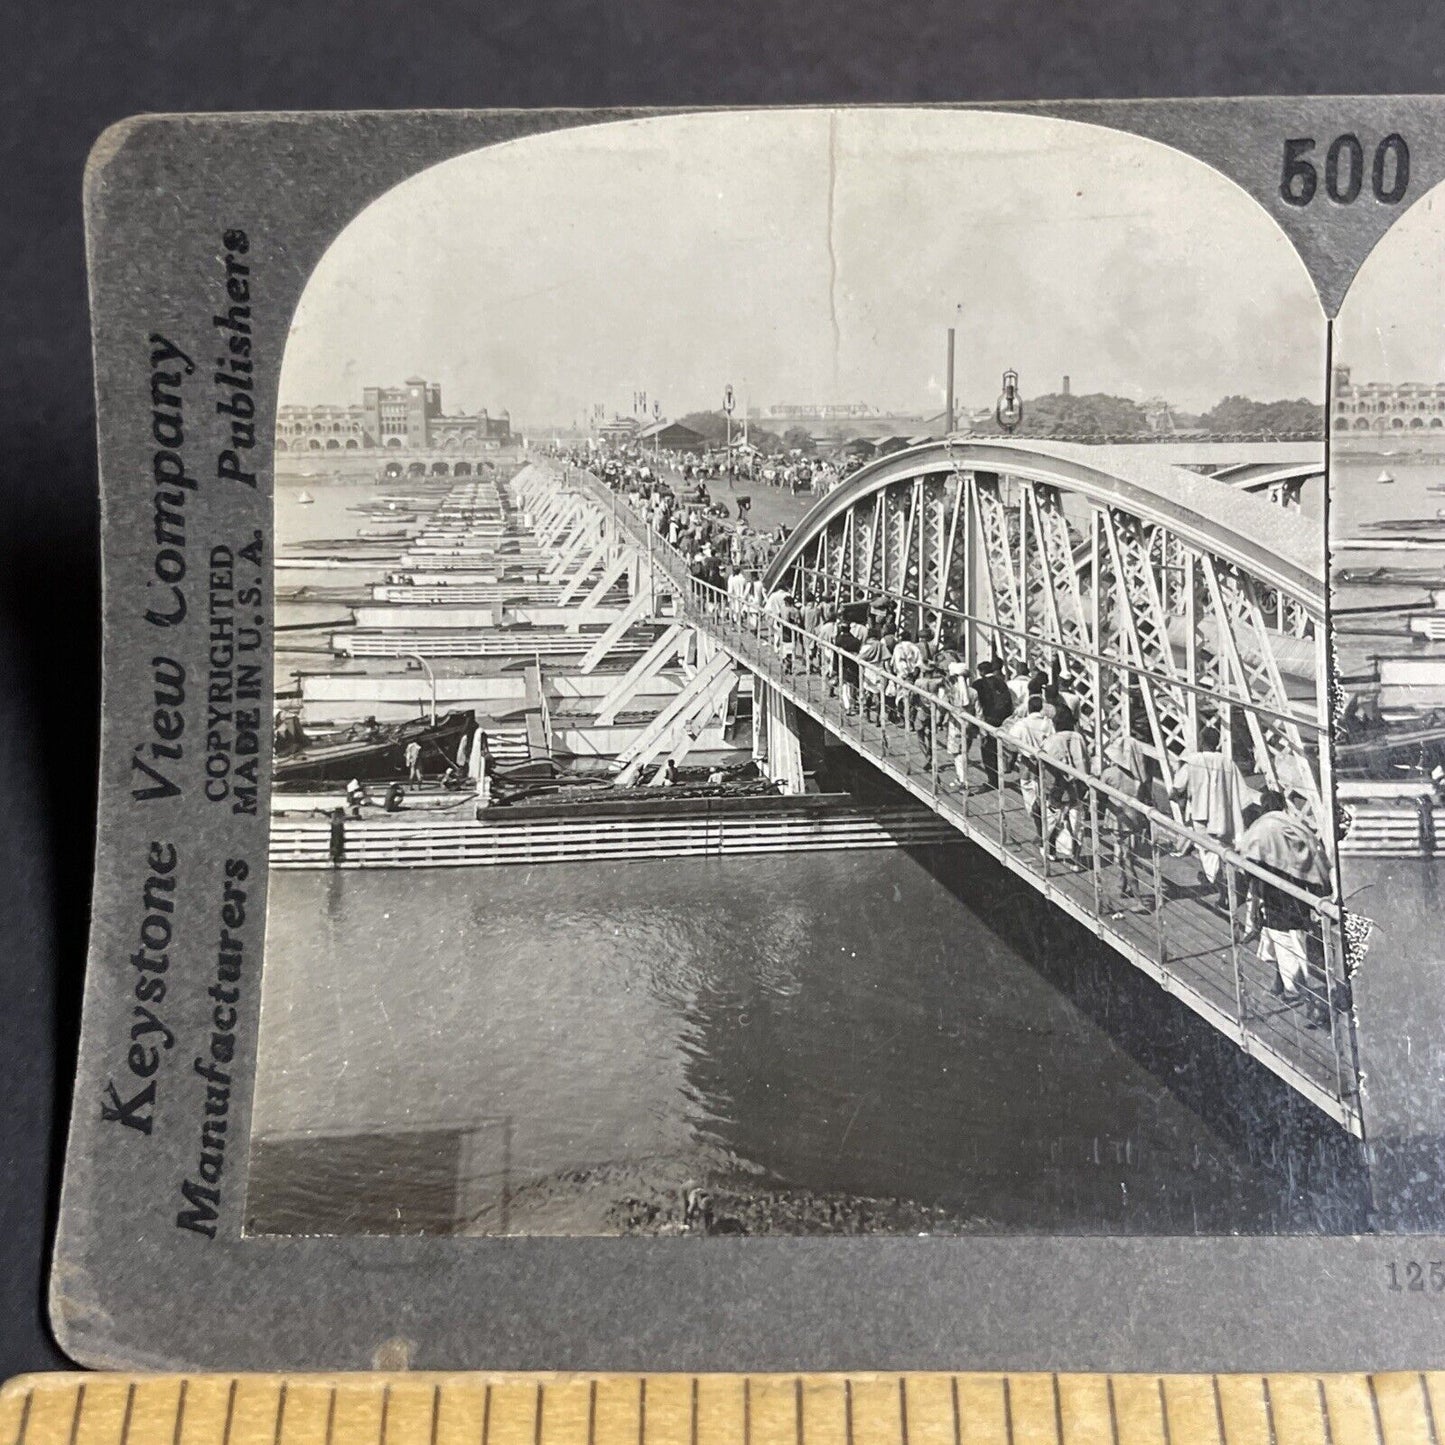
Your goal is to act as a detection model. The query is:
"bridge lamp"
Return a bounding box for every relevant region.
[995,369,1024,433]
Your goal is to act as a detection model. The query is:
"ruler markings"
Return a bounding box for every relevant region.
[1218,1375,1271,1445]
[13,1387,32,1445]
[1059,1371,1111,1445]
[1323,1376,1378,1445]
[9,1378,1445,1445]
[119,1383,137,1445]
[1372,1373,1436,1445]
[1424,1383,1445,1445]
[697,1374,746,1445]
[1162,1374,1220,1445]
[71,1380,132,1445]
[1275,1375,1330,1445]
[1420,1380,1439,1445]
[171,1381,187,1445]
[66,1384,84,1445]
[1368,1378,1387,1445]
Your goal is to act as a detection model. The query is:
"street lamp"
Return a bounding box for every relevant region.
[404,652,438,725]
[995,369,1024,433]
[724,383,735,472]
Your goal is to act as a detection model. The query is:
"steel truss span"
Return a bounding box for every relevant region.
[565,436,1356,1136]
[763,439,1329,829]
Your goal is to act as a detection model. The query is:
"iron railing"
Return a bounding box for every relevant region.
[576,468,1361,1135]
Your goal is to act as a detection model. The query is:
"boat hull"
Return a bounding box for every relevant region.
[275,710,477,785]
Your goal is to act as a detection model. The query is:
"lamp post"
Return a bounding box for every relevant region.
[724,383,735,475]
[404,652,438,725]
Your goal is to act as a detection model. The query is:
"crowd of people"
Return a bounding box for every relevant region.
[546,443,1338,1034]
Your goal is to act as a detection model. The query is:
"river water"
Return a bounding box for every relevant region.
[249,843,1367,1238]
[1332,449,1445,678]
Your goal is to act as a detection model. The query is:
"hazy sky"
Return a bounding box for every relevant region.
[1336,179,1445,382]
[280,109,1327,425]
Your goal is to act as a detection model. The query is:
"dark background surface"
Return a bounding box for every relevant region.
[4,0,1445,1378]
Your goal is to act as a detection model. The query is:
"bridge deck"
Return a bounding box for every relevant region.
[703,609,1356,1133]
[564,467,1361,1137]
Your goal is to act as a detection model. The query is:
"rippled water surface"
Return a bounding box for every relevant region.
[249,845,1367,1236]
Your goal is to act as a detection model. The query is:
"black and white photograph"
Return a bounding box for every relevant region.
[1329,172,1445,1222]
[240,107,1419,1241]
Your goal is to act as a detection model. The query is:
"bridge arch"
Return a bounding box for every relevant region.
[764,438,1328,818]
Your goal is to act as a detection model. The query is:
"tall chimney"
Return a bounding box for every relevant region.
[946,328,956,433]
[1062,374,1071,397]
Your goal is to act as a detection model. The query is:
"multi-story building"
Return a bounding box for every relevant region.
[1332,366,1445,434]
[277,377,510,452]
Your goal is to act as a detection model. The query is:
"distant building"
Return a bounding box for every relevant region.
[596,416,640,446]
[277,377,510,452]
[637,419,707,452]
[1333,366,1445,433]
[750,403,929,439]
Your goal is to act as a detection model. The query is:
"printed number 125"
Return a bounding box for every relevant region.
[1387,1260,1445,1292]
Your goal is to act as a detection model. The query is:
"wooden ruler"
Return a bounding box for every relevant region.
[1,1373,1442,1445]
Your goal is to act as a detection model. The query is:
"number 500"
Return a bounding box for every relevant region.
[1281,134,1410,207]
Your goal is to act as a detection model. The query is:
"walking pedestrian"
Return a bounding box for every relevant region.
[1006,696,1056,836]
[801,592,823,673]
[834,621,861,716]
[972,658,1015,790]
[1042,715,1090,863]
[943,662,972,792]
[892,628,924,733]
[1100,737,1151,909]
[1237,788,1332,1026]
[1169,724,1249,909]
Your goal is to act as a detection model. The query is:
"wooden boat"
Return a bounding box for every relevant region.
[1336,708,1445,779]
[297,489,315,504]
[1378,469,1396,484]
[274,709,476,785]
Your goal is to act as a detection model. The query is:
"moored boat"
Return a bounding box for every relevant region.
[274,709,477,785]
